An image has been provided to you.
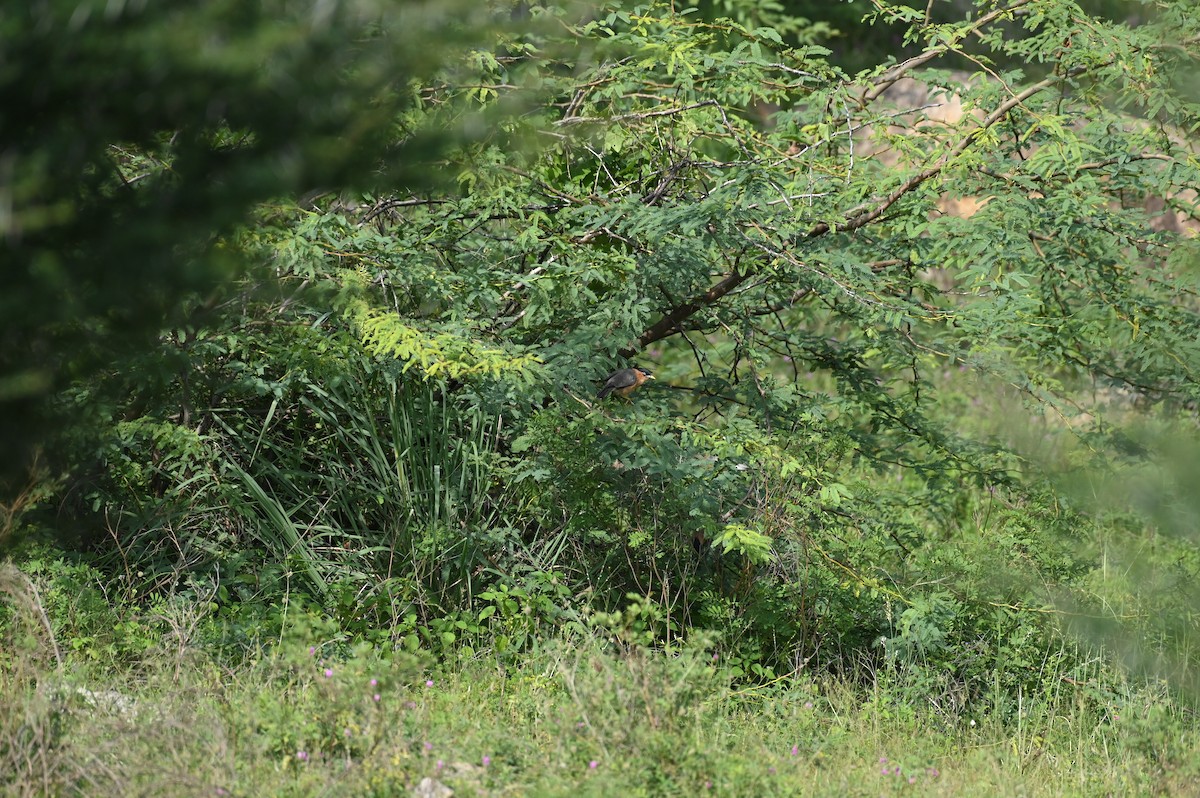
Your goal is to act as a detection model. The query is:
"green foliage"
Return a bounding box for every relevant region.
[3,552,161,667]
[7,0,1200,721]
[248,611,430,763]
[3,571,1200,798]
[712,522,774,564]
[554,631,723,789]
[342,270,545,380]
[86,314,519,616]
[0,0,507,484]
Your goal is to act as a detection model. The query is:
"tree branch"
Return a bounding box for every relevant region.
[619,268,746,357]
[623,56,1074,360]
[861,0,1035,105]
[814,72,1065,238]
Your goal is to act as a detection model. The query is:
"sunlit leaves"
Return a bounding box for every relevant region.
[711,522,774,563]
[355,310,542,380]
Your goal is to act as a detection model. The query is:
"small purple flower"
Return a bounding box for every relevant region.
[589,760,599,770]
[879,757,888,764]
[344,728,351,737]
[908,776,917,784]
[297,751,309,762]
[881,767,890,775]
[790,745,799,756]
[370,678,378,687]
[436,760,444,771]
[324,668,333,678]
[482,755,491,767]
[704,782,712,790]
[928,767,940,778]
[308,646,315,655]
[425,679,434,687]
[804,701,813,709]
[373,693,381,702]
[424,742,433,752]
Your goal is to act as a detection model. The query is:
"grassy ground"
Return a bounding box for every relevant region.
[3,594,1199,798]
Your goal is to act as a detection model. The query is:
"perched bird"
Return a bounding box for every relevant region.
[597,366,655,399]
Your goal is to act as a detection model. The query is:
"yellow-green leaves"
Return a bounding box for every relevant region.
[355,309,541,381]
[711,523,774,564]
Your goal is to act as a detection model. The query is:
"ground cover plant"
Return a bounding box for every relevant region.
[3,573,1199,798]
[4,0,1200,795]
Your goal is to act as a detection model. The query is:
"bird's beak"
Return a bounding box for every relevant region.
[648,374,656,379]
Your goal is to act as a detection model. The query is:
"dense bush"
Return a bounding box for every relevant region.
[4,0,1200,726]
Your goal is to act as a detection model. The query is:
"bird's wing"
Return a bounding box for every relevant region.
[598,368,636,397]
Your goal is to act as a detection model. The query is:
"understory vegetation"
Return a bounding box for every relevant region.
[3,566,1199,797]
[4,0,1200,795]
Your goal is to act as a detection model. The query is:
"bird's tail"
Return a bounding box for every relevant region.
[596,386,614,399]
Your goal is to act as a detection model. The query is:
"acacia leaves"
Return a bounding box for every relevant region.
[12,0,1200,691]
[242,0,1200,674]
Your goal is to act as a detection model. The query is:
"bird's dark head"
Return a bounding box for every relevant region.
[635,367,655,379]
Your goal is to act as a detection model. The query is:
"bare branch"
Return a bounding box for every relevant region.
[557,100,721,126]
[861,0,1035,105]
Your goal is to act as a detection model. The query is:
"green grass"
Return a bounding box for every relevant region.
[3,573,1199,798]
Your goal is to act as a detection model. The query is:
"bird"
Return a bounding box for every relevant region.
[597,366,655,399]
